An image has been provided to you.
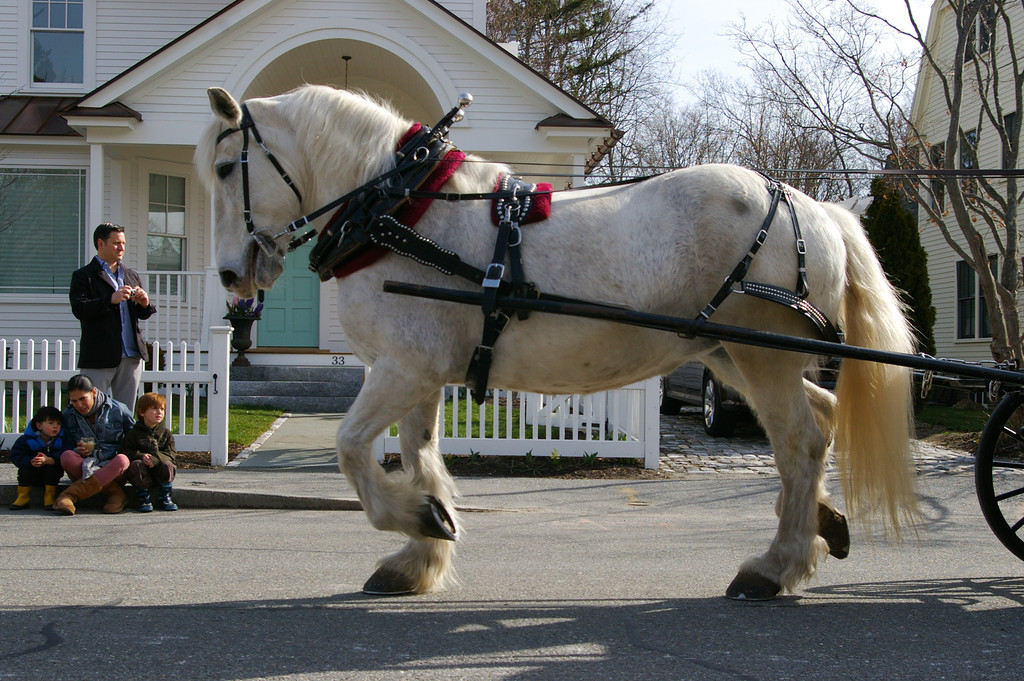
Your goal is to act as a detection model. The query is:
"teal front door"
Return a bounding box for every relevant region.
[258,240,320,347]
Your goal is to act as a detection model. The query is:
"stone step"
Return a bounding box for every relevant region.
[228,365,362,412]
[230,365,363,388]
[230,380,362,397]
[229,394,357,412]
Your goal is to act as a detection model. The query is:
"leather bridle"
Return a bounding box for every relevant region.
[215,103,303,257]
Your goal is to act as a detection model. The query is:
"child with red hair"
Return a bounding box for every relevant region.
[122,392,178,512]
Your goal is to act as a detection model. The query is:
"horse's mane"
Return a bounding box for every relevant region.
[196,84,509,206]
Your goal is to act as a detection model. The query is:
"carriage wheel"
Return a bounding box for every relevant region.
[974,391,1024,561]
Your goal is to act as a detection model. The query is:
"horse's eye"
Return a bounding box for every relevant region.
[216,162,235,179]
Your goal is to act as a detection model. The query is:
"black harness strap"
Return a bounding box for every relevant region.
[698,181,785,322]
[695,176,839,343]
[738,282,841,344]
[466,175,536,403]
[366,214,486,282]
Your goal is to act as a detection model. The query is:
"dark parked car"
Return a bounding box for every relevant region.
[661,360,838,437]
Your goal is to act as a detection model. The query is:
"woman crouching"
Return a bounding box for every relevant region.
[54,374,134,515]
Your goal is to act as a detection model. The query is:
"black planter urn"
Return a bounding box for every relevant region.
[225,316,256,367]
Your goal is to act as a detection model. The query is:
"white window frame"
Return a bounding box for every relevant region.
[138,160,195,299]
[0,166,88,300]
[21,0,95,93]
[955,258,995,342]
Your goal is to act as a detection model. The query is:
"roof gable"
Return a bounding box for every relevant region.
[75,0,609,127]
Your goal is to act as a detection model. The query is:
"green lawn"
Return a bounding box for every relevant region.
[915,403,990,432]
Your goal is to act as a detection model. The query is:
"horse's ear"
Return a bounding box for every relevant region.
[208,87,241,126]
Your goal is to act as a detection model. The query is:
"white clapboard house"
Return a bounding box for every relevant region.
[911,0,1023,363]
[0,0,618,376]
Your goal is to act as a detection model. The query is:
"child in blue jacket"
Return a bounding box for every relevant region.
[9,406,66,509]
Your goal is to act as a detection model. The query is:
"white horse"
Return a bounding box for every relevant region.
[196,84,918,600]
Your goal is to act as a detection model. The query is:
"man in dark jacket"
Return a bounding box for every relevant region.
[69,222,157,408]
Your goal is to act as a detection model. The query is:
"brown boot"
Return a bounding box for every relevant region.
[102,482,127,514]
[53,476,103,516]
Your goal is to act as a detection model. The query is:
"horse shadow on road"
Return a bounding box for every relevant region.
[3,577,1023,681]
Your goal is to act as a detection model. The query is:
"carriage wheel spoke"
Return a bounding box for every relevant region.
[991,458,1024,471]
[1001,424,1023,439]
[998,424,1024,446]
[994,484,1024,503]
[1012,515,1024,533]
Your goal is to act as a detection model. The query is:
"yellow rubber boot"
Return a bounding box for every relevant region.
[10,486,32,510]
[44,485,59,509]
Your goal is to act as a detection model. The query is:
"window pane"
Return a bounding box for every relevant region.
[166,206,185,235]
[147,235,183,271]
[149,173,166,204]
[67,1,83,29]
[0,169,85,294]
[148,205,167,233]
[1004,112,1017,169]
[956,261,976,339]
[33,31,84,83]
[961,130,977,169]
[49,1,66,29]
[33,2,47,28]
[168,176,186,206]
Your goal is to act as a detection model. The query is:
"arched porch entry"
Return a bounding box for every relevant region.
[239,37,443,348]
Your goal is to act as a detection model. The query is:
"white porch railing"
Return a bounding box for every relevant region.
[138,270,207,345]
[373,377,660,469]
[1,327,232,465]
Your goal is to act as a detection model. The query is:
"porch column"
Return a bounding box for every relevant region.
[88,143,104,238]
[571,154,586,189]
[202,192,223,346]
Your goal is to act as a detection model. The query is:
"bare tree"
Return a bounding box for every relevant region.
[689,70,861,201]
[730,0,1024,363]
[487,0,675,180]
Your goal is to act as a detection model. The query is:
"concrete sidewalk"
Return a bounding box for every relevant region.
[1,409,975,512]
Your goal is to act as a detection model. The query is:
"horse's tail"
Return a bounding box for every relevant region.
[825,203,918,534]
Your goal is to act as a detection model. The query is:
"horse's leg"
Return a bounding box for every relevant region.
[711,348,830,600]
[803,380,849,559]
[705,356,849,566]
[363,393,461,595]
[335,362,456,578]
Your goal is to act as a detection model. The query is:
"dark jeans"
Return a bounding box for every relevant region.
[125,459,176,490]
[16,463,64,487]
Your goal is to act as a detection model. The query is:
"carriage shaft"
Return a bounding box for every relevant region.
[382,280,1024,386]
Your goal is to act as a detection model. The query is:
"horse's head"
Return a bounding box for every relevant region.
[198,85,414,295]
[197,87,308,296]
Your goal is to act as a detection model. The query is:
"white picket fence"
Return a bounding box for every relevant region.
[373,377,660,469]
[138,270,208,345]
[1,327,232,465]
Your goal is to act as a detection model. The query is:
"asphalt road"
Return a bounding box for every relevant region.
[1,473,1022,680]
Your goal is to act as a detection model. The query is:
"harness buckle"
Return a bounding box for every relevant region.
[796,239,807,255]
[755,229,769,245]
[508,225,522,247]
[482,263,505,288]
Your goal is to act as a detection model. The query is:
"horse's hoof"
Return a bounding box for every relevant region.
[417,495,456,541]
[726,573,781,601]
[362,567,416,596]
[817,503,850,559]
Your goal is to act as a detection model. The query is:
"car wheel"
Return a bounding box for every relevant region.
[659,376,685,415]
[702,371,737,437]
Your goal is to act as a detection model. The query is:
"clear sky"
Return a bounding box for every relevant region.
[661,0,935,103]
